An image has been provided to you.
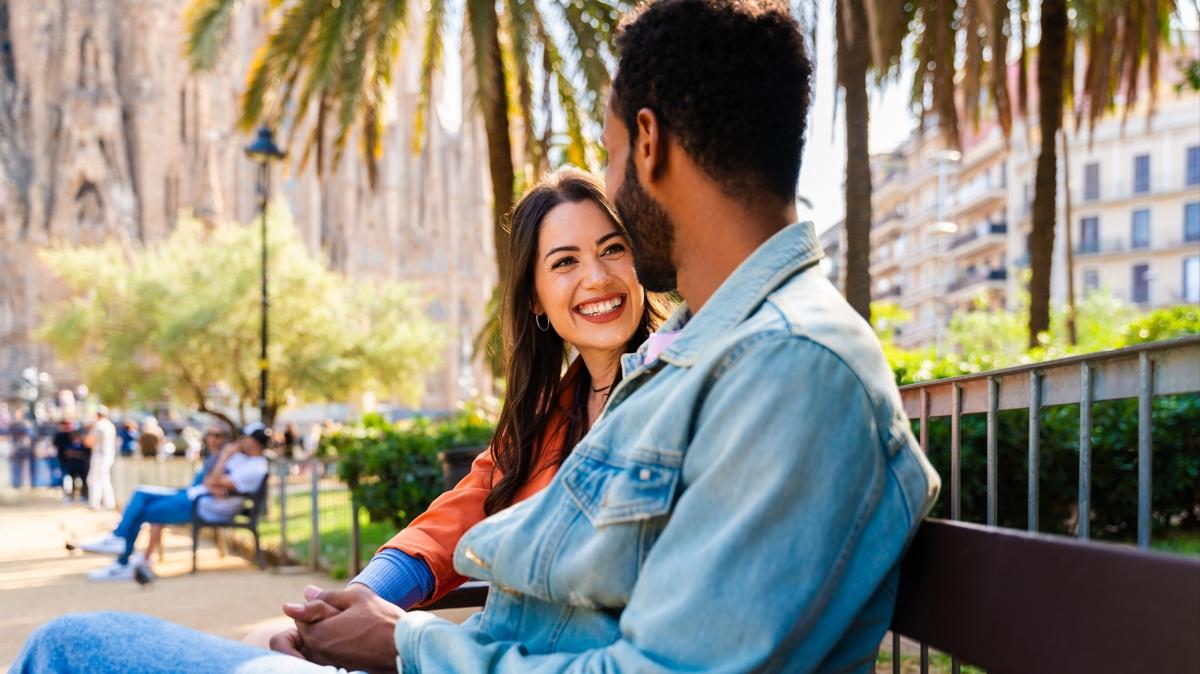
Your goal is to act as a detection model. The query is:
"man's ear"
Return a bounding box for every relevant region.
[634,108,666,184]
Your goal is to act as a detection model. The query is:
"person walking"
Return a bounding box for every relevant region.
[7,411,34,489]
[53,420,89,502]
[86,407,117,510]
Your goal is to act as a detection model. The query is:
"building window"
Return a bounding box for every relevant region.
[1186,202,1200,243]
[1131,209,1151,249]
[1187,146,1200,186]
[1079,216,1100,253]
[1133,154,1151,194]
[1083,268,1100,295]
[1132,264,1150,304]
[1084,162,1100,201]
[1185,257,1200,303]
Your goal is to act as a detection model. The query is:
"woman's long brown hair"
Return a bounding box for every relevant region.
[484,167,670,515]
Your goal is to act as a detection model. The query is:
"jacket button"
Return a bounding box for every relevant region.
[639,468,652,481]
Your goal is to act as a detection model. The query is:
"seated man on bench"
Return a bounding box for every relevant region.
[79,423,269,581]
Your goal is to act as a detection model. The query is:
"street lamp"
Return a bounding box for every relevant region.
[17,367,51,421]
[926,148,961,357]
[244,126,286,427]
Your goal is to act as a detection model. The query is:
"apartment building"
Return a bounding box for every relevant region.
[1007,92,1200,310]
[853,116,1011,350]
[828,85,1200,350]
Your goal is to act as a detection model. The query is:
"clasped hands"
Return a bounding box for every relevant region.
[271,583,404,673]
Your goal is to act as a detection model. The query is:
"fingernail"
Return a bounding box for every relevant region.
[303,585,322,599]
[284,602,303,611]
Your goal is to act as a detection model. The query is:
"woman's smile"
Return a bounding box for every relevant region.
[574,293,627,323]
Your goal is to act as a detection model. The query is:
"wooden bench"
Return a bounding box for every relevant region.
[427,520,1200,672]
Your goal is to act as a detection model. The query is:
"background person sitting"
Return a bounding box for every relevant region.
[144,424,232,563]
[79,423,269,581]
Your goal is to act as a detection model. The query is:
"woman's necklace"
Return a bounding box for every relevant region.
[591,383,612,395]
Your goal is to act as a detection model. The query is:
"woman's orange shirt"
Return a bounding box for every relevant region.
[378,361,581,605]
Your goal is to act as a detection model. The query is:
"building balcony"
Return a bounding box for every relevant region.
[945,184,1006,218]
[875,284,903,300]
[1076,179,1200,205]
[872,208,906,231]
[949,222,1008,252]
[1074,237,1188,258]
[948,267,1008,294]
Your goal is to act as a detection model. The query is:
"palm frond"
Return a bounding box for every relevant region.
[986,0,1013,140]
[465,0,502,121]
[503,0,545,175]
[411,0,447,156]
[183,0,242,72]
[534,10,589,168]
[553,0,616,123]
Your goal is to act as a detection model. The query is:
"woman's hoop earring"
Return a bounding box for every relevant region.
[535,314,550,332]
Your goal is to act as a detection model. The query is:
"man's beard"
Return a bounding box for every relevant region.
[615,157,678,293]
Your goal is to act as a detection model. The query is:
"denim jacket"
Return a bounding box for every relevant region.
[394,222,941,673]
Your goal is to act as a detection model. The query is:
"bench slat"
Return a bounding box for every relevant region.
[892,519,1200,674]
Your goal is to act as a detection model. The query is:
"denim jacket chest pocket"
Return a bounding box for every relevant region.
[562,444,680,526]
[540,442,682,610]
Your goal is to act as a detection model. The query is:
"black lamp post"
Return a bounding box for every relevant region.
[244,126,285,427]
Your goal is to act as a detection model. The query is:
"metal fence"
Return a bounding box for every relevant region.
[221,459,374,578]
[885,334,1200,674]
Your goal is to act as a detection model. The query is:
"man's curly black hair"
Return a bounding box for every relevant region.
[612,0,813,203]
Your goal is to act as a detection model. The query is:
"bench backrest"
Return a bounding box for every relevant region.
[892,519,1200,673]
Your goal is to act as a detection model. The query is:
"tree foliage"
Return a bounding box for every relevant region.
[37,209,446,427]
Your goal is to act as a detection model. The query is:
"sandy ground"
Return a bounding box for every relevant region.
[0,487,333,672]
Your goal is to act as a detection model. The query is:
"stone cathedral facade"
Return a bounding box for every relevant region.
[0,0,496,412]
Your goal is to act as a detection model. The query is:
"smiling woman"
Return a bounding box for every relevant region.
[488,167,672,516]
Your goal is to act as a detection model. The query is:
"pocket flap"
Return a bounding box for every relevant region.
[562,449,679,527]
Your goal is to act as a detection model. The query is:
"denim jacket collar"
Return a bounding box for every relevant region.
[656,221,824,368]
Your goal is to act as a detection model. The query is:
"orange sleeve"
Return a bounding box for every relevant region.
[377,360,580,605]
[377,447,499,605]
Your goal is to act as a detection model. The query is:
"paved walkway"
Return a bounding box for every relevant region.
[0,487,331,671]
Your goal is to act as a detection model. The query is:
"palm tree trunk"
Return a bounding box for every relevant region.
[838,0,873,322]
[1028,0,1067,347]
[477,4,515,280]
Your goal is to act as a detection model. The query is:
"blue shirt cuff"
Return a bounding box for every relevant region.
[349,549,435,609]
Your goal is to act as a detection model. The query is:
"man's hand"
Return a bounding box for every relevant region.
[281,584,403,672]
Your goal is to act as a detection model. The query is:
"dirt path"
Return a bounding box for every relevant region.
[0,487,332,671]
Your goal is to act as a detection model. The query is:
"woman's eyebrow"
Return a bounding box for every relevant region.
[544,232,624,260]
[544,245,580,260]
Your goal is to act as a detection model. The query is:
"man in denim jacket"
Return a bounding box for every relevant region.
[279,1,940,671]
[13,1,937,671]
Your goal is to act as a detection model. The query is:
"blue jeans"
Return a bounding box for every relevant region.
[9,449,33,488]
[13,612,347,673]
[113,487,195,563]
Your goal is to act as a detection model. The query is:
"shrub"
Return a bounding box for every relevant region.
[329,409,496,529]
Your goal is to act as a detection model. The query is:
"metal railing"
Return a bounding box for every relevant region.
[946,267,1006,293]
[221,459,372,577]
[886,335,1200,673]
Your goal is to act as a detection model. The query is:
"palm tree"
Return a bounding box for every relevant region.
[183,0,620,281]
[836,0,875,321]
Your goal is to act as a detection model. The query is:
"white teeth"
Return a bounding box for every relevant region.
[578,296,623,316]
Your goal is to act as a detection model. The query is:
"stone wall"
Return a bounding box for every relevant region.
[0,0,495,412]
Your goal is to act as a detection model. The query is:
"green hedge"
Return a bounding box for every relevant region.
[327,409,496,529]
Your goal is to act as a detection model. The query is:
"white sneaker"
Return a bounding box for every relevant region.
[87,560,135,582]
[79,534,127,555]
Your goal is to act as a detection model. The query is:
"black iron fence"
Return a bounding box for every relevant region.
[884,335,1200,673]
